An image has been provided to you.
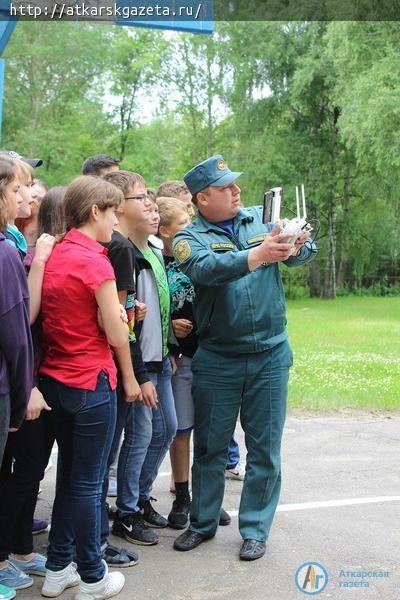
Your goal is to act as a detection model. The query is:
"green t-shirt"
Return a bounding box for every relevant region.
[141,247,170,357]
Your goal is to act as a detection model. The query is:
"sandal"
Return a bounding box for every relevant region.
[102,544,139,568]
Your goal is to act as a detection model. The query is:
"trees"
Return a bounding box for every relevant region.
[213,21,400,296]
[106,27,168,161]
[3,21,397,295]
[3,22,113,184]
[160,32,225,169]
[325,22,400,290]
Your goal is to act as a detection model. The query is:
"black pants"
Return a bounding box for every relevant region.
[0,412,54,560]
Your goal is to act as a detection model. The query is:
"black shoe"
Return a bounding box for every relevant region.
[219,508,231,526]
[102,543,139,567]
[168,495,191,530]
[239,539,266,561]
[107,503,118,521]
[173,529,215,552]
[112,512,159,546]
[138,497,168,528]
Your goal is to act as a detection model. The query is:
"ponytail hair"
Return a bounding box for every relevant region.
[38,186,67,237]
[63,175,123,231]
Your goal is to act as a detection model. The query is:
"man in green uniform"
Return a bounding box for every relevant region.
[172,155,317,560]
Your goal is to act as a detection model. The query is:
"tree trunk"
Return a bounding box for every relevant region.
[308,258,321,297]
[307,202,320,297]
[337,248,348,288]
[323,201,336,299]
[337,165,351,287]
[205,42,214,155]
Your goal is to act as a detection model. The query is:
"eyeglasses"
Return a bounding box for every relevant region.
[124,194,149,202]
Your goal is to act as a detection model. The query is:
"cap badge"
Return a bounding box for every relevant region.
[217,159,227,170]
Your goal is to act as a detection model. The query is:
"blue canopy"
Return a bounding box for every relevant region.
[0,0,213,54]
[0,1,213,138]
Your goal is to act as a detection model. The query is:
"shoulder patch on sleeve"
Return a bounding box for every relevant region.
[174,239,192,263]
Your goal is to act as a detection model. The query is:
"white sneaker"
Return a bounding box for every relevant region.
[225,462,245,481]
[75,561,124,600]
[42,562,80,597]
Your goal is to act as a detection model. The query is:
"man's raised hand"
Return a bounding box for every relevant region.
[248,224,294,270]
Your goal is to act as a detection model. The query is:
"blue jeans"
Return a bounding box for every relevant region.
[226,437,240,470]
[100,386,132,546]
[116,357,177,517]
[40,372,116,584]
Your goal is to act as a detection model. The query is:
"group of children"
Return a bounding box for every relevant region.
[0,152,244,600]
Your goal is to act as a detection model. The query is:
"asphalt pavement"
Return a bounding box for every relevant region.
[23,411,399,600]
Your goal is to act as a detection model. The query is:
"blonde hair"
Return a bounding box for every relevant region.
[16,160,35,186]
[156,196,188,228]
[64,175,123,230]
[0,156,19,231]
[156,180,189,200]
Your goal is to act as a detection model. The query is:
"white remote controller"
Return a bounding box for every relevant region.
[280,217,311,244]
[262,184,313,251]
[279,185,312,254]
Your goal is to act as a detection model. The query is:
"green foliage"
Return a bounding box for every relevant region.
[2,21,398,295]
[119,115,183,186]
[3,22,114,184]
[106,28,168,160]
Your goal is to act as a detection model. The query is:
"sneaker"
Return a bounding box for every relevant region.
[0,562,33,590]
[42,562,80,598]
[75,560,124,600]
[167,496,190,530]
[138,497,167,528]
[219,508,231,526]
[225,462,245,481]
[111,512,158,546]
[107,477,117,498]
[0,583,16,600]
[9,553,47,576]
[32,518,49,535]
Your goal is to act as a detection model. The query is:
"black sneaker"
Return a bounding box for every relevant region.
[111,512,159,545]
[168,495,191,530]
[219,507,231,526]
[138,497,168,528]
[107,503,118,521]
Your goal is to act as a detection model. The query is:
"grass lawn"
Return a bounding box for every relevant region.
[286,296,400,410]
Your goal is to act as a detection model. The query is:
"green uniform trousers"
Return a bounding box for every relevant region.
[190,340,292,541]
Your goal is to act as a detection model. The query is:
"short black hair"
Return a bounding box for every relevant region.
[82,154,120,176]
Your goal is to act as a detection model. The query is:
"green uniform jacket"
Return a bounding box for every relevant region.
[173,205,317,355]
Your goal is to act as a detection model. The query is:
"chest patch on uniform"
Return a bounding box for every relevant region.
[174,239,192,263]
[246,234,267,246]
[210,242,236,250]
